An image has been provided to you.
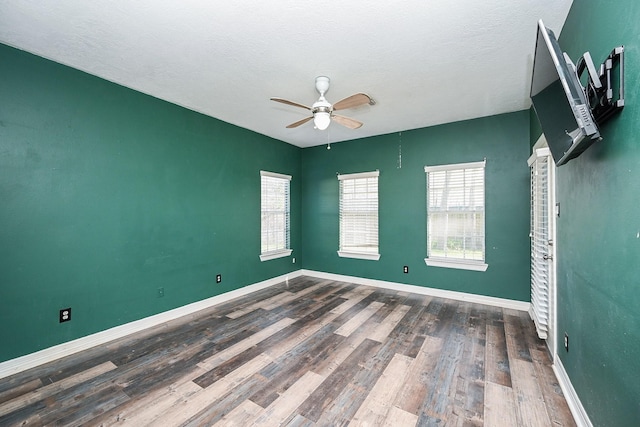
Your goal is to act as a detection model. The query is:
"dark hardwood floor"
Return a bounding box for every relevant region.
[0,276,576,426]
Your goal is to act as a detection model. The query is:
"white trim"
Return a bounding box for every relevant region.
[553,357,593,427]
[424,257,488,272]
[424,159,486,173]
[259,249,293,262]
[527,147,551,166]
[260,170,291,180]
[0,270,303,380]
[337,251,381,261]
[301,269,529,311]
[337,170,379,180]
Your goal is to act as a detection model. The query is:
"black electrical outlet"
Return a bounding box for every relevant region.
[564,332,569,352]
[216,274,222,283]
[403,265,409,274]
[59,308,71,323]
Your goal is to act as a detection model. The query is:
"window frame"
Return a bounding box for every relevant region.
[259,170,293,262]
[337,170,381,261]
[424,160,488,272]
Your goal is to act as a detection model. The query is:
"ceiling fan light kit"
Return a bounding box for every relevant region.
[271,76,372,131]
[314,111,331,130]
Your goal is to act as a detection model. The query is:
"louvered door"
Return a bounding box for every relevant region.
[528,147,555,342]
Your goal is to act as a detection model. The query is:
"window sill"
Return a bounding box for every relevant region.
[260,249,293,262]
[338,251,381,261]
[424,257,488,272]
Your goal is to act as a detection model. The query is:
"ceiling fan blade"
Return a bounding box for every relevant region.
[333,93,372,111]
[270,97,312,111]
[286,116,314,128]
[332,114,363,129]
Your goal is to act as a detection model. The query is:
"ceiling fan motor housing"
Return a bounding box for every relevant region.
[312,99,332,114]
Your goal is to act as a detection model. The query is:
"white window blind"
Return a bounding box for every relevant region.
[260,171,292,261]
[425,160,487,271]
[338,171,380,260]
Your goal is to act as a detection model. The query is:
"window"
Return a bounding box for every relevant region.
[338,171,380,260]
[424,160,487,271]
[260,171,292,261]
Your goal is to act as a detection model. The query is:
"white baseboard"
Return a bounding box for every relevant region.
[0,269,529,380]
[301,269,530,312]
[0,270,303,380]
[553,357,593,427]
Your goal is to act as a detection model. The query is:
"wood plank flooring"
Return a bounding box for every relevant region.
[0,276,576,426]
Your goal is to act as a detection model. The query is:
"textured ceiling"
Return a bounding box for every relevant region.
[0,0,573,148]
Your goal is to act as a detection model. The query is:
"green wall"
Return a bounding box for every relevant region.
[551,1,640,425]
[301,111,532,301]
[529,106,543,148]
[0,44,301,362]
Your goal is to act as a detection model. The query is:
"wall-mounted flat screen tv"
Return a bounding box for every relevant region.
[530,20,600,166]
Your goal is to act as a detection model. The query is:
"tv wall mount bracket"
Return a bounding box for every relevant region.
[576,46,625,125]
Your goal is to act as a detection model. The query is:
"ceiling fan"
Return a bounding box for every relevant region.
[270,76,374,130]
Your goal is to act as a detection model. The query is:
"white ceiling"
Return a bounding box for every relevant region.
[0,0,573,148]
